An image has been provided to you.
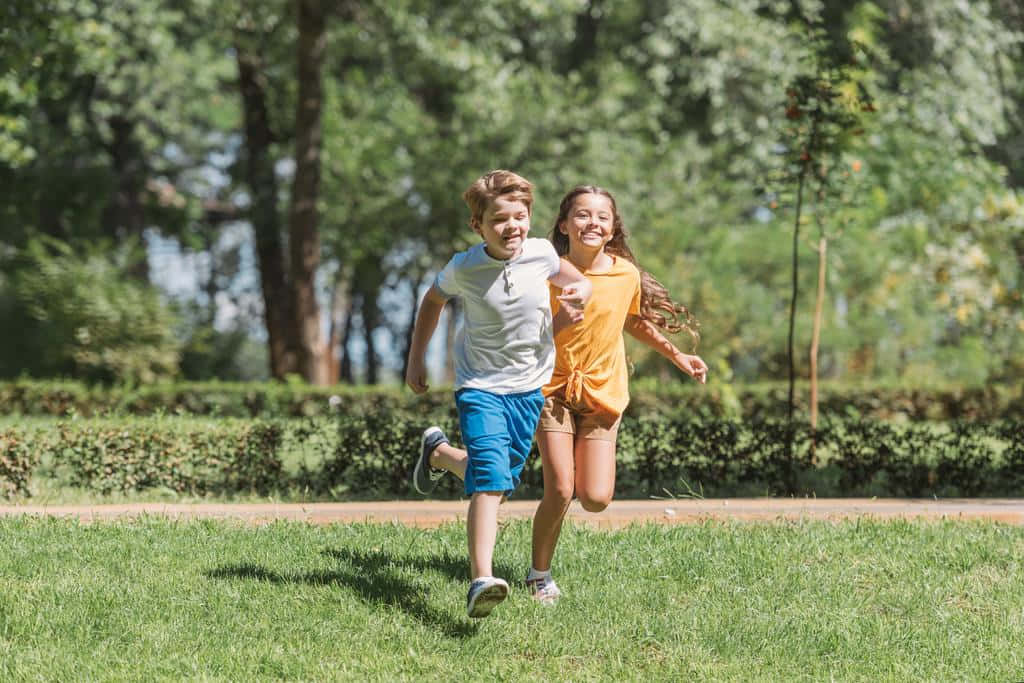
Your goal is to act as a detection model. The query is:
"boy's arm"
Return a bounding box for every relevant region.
[624,315,708,384]
[405,285,450,394]
[548,259,592,325]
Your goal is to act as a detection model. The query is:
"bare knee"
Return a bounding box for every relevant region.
[544,482,574,508]
[578,493,611,513]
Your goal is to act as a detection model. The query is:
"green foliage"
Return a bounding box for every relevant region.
[3,411,1022,500]
[0,430,36,499]
[318,415,1023,499]
[0,238,180,382]
[22,418,283,495]
[1,379,1022,421]
[3,0,1024,386]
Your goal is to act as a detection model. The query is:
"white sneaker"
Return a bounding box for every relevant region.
[466,577,509,618]
[526,575,561,605]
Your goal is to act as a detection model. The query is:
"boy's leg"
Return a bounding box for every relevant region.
[467,491,504,578]
[530,430,576,573]
[432,442,468,480]
[412,427,468,495]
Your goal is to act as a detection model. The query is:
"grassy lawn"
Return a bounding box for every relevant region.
[1,518,1022,681]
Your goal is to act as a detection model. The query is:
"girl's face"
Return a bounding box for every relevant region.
[561,193,615,252]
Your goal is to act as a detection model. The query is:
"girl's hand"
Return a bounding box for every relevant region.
[676,353,708,384]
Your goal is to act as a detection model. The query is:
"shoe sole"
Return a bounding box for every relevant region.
[531,591,560,606]
[467,583,509,618]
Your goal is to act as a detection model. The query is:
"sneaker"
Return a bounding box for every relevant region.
[526,575,561,605]
[412,426,449,495]
[466,577,509,618]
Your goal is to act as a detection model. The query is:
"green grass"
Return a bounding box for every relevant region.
[1,518,1022,681]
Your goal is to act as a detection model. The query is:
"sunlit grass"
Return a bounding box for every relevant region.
[1,518,1022,681]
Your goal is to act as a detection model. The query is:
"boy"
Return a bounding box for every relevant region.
[405,170,591,618]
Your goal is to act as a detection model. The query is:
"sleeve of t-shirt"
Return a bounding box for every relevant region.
[434,254,461,298]
[540,239,561,279]
[627,269,642,316]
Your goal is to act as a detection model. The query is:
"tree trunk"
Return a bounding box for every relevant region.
[103,115,149,281]
[235,44,297,380]
[787,161,807,422]
[339,293,356,384]
[361,284,380,384]
[325,271,351,384]
[287,0,328,384]
[809,236,827,431]
[788,117,819,422]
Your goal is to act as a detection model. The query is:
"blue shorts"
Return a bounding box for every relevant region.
[455,388,545,496]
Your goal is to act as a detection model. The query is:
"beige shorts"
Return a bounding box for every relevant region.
[536,394,621,441]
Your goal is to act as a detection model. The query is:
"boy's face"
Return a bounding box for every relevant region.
[474,196,531,260]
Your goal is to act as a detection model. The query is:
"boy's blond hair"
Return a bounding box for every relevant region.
[462,170,534,229]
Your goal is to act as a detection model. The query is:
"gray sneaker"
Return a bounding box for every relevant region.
[526,575,562,605]
[412,426,449,495]
[466,577,509,618]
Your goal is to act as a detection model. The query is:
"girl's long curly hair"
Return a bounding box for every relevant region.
[550,185,699,348]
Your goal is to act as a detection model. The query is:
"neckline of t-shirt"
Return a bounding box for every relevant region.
[584,254,619,276]
[480,241,526,265]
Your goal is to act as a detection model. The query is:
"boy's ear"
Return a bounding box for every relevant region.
[469,218,482,235]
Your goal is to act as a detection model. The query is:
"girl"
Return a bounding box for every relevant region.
[525,185,707,604]
[412,185,706,606]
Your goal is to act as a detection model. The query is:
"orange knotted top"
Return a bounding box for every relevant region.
[544,256,642,418]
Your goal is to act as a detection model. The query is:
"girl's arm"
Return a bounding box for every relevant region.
[624,315,708,384]
[405,285,449,393]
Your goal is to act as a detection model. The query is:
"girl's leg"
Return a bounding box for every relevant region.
[431,442,467,480]
[574,437,617,512]
[530,430,577,572]
[467,491,505,579]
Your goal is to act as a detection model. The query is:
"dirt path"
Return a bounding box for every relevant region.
[3,498,1024,527]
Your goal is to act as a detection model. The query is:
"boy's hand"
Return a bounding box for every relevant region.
[676,353,708,384]
[557,280,590,323]
[405,357,429,394]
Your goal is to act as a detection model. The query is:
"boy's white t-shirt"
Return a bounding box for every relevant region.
[435,237,561,394]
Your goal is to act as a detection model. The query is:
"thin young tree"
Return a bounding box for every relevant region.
[781,30,874,426]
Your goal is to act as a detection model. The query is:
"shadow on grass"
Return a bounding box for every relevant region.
[322,547,518,584]
[205,550,498,639]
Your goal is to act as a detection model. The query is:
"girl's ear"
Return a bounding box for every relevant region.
[558,219,568,235]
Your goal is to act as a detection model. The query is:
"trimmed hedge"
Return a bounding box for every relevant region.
[1,379,1022,421]
[314,415,1024,499]
[3,416,1022,500]
[2,419,283,498]
[0,432,36,499]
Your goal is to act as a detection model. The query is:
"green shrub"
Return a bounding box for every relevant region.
[0,431,36,499]
[48,420,283,495]
[5,415,1023,500]
[0,238,180,383]
[1,379,1021,421]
